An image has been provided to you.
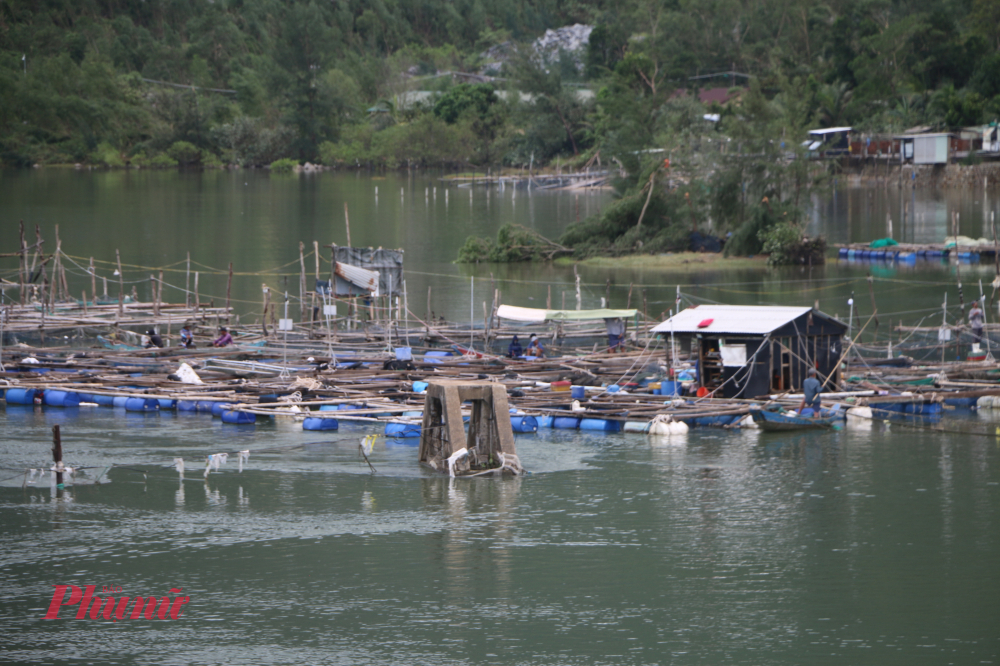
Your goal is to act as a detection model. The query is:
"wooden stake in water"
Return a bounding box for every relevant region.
[226,263,233,320]
[403,279,410,346]
[470,275,474,351]
[344,202,352,248]
[186,252,191,307]
[115,249,124,316]
[89,257,97,305]
[574,265,582,310]
[52,425,64,488]
[299,242,306,321]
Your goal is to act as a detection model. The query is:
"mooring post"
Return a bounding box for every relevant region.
[194,271,200,312]
[186,252,191,308]
[299,241,306,322]
[18,220,26,306]
[151,275,158,316]
[344,202,352,248]
[52,425,64,488]
[115,249,124,316]
[89,257,97,303]
[226,263,233,321]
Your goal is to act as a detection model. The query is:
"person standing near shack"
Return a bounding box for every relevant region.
[799,368,822,416]
[605,317,626,352]
[213,327,233,347]
[970,300,985,343]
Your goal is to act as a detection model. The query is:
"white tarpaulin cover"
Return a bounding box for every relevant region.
[497,305,639,322]
[720,344,747,367]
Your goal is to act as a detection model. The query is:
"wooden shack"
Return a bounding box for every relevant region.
[651,305,847,399]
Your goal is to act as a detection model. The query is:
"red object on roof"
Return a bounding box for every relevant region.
[697,318,714,328]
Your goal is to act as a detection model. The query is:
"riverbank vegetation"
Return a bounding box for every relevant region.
[2,0,996,262]
[4,0,999,171]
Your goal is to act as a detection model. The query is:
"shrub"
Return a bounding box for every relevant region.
[167,140,202,166]
[89,142,125,167]
[269,158,298,173]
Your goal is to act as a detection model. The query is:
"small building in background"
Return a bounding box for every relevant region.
[805,127,852,157]
[651,305,847,399]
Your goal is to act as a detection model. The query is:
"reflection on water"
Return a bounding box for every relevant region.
[0,408,999,664]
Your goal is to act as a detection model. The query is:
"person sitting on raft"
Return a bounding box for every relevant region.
[799,368,822,416]
[179,323,195,349]
[144,329,164,348]
[525,334,545,358]
[213,327,233,347]
[508,335,523,358]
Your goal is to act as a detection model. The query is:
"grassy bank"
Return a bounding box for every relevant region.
[557,253,770,271]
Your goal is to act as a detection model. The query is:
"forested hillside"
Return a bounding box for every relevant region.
[1,0,998,172]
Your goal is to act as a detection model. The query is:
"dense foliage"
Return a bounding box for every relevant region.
[3,0,998,261]
[6,0,1000,171]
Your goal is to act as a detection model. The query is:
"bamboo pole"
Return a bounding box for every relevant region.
[186,252,191,307]
[226,262,233,321]
[299,241,306,322]
[262,286,270,337]
[115,249,124,316]
[344,202,352,248]
[89,257,97,303]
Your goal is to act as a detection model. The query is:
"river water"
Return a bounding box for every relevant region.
[1,170,999,664]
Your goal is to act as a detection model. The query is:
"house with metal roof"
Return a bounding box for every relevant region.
[651,305,847,399]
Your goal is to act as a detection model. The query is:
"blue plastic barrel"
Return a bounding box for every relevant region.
[91,394,115,407]
[607,385,621,393]
[553,416,580,429]
[125,397,158,412]
[385,422,421,438]
[45,391,81,407]
[537,415,554,428]
[425,351,453,357]
[660,381,680,396]
[303,417,338,431]
[5,388,38,405]
[580,418,620,432]
[177,400,198,412]
[511,415,538,433]
[838,247,848,258]
[158,399,177,410]
[112,396,129,408]
[571,386,585,400]
[318,404,338,411]
[221,410,255,424]
[904,402,942,415]
[211,402,232,417]
[196,401,217,413]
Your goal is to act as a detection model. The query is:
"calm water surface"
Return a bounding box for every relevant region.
[1,171,999,664]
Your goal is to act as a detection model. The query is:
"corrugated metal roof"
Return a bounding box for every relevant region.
[651,305,814,335]
[334,262,379,293]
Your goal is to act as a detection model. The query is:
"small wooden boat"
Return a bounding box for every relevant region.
[751,408,838,431]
